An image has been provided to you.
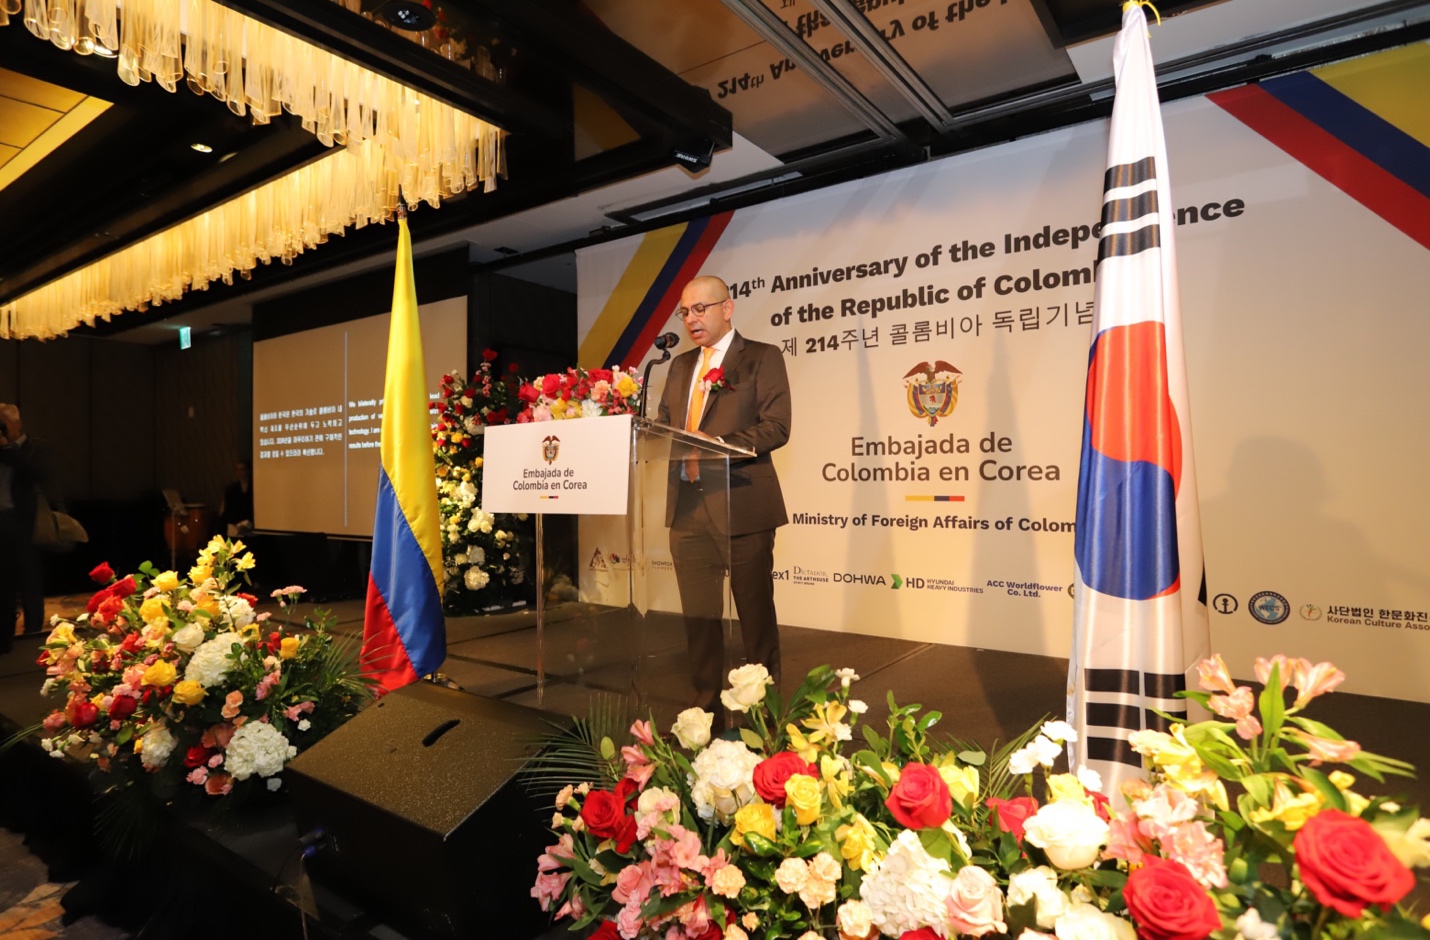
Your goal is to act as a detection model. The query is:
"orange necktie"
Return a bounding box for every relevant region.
[684,347,714,481]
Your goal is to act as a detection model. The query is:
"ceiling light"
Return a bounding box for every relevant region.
[191,143,214,153]
[362,0,437,31]
[93,42,117,58]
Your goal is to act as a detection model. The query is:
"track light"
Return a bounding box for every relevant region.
[361,0,437,31]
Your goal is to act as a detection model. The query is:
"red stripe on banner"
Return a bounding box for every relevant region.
[362,574,421,694]
[625,211,735,366]
[1210,84,1430,250]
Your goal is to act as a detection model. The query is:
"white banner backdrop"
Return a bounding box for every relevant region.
[576,91,1430,701]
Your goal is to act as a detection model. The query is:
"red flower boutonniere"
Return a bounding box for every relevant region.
[703,366,728,392]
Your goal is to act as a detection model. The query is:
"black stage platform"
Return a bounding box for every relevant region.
[1,599,1426,937]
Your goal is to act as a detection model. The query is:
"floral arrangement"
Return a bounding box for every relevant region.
[531,656,1430,940]
[34,537,371,800]
[516,366,642,423]
[431,349,532,613]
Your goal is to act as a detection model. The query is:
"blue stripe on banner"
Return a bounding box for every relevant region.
[1262,72,1430,200]
[606,216,711,367]
[1074,418,1180,600]
[370,466,446,677]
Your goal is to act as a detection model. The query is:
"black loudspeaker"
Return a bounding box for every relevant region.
[286,683,566,939]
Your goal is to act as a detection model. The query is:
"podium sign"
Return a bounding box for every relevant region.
[482,415,632,515]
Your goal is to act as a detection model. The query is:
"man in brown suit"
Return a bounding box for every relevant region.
[657,276,791,716]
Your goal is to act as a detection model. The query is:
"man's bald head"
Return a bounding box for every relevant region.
[678,276,734,348]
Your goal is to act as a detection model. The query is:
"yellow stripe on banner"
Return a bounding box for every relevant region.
[577,223,688,369]
[1315,42,1430,149]
[382,217,444,589]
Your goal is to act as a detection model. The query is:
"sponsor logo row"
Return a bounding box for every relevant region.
[1212,592,1430,630]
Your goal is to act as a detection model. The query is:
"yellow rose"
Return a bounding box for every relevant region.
[140,596,168,625]
[172,680,206,705]
[152,570,180,592]
[837,814,878,872]
[280,636,301,659]
[1046,773,1092,807]
[189,564,213,585]
[615,374,638,398]
[141,660,178,688]
[192,594,221,618]
[939,763,980,809]
[785,773,823,826]
[732,802,777,848]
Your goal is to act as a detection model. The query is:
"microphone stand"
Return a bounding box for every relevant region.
[639,347,673,419]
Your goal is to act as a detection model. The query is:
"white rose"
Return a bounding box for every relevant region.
[721,664,771,712]
[1023,800,1110,870]
[171,623,206,653]
[671,707,714,749]
[139,724,177,769]
[1053,902,1135,940]
[1008,867,1067,929]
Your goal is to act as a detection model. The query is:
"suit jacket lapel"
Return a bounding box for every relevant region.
[699,332,744,431]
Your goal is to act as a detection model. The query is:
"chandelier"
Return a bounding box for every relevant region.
[0,0,508,338]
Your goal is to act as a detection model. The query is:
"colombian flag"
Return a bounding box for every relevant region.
[361,215,446,693]
[1067,2,1210,799]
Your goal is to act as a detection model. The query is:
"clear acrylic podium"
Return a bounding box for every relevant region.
[531,416,754,712]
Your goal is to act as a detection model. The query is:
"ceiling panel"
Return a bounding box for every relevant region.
[0,95,62,148]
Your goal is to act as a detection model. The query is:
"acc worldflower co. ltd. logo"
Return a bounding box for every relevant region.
[903,360,963,426]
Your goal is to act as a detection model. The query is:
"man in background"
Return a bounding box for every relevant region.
[657,276,792,719]
[220,459,254,537]
[0,404,50,652]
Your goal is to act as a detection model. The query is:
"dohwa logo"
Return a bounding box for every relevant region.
[541,434,560,464]
[903,361,962,426]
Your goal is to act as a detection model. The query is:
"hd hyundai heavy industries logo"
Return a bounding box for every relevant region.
[541,435,560,464]
[903,361,962,426]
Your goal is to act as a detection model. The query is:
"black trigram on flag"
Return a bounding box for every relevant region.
[1096,156,1162,268]
[1082,667,1189,767]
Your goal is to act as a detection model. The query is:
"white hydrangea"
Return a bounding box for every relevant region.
[860,829,956,938]
[140,724,177,769]
[464,568,490,591]
[218,595,255,629]
[185,632,245,687]
[225,720,297,780]
[688,738,760,823]
[454,480,478,508]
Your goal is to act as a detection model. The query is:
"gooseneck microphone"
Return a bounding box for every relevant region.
[640,333,682,418]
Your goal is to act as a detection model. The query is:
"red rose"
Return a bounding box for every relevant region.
[111,576,138,598]
[589,923,620,940]
[482,348,498,361]
[589,368,613,384]
[541,375,562,398]
[184,746,211,768]
[89,562,115,584]
[108,695,137,720]
[899,929,942,940]
[96,595,125,624]
[1124,856,1222,940]
[986,796,1039,842]
[1295,808,1415,917]
[485,408,508,425]
[86,586,114,614]
[579,789,629,840]
[884,762,952,830]
[614,776,639,806]
[703,366,725,388]
[65,699,99,729]
[753,751,817,807]
[442,374,454,384]
[120,631,143,653]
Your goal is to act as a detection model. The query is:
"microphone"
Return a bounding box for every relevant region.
[640,334,681,418]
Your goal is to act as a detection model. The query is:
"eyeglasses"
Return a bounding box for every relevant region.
[675,299,728,320]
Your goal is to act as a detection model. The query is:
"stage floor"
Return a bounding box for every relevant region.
[2,595,1428,935]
